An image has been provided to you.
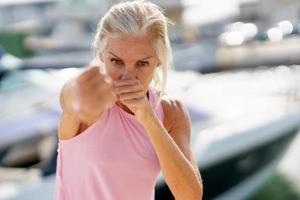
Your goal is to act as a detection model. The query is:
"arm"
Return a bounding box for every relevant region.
[58,78,82,140]
[58,66,116,140]
[142,99,203,200]
[113,79,203,199]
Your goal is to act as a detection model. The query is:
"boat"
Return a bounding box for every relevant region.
[0,50,80,177]
[155,65,300,200]
[0,64,299,199]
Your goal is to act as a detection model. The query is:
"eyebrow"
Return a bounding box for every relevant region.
[109,52,152,61]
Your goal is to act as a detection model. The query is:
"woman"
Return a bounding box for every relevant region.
[54,1,203,199]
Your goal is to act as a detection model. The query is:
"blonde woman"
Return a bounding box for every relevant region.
[54,1,203,199]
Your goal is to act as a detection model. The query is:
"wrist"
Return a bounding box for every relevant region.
[139,105,160,128]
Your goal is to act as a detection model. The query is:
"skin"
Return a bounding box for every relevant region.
[99,32,160,122]
[58,31,203,199]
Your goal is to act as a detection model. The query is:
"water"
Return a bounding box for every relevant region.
[248,173,300,200]
[249,132,300,200]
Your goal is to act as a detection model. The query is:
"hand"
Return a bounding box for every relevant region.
[114,79,153,123]
[73,66,117,124]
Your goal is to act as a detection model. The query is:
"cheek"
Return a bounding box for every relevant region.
[137,69,155,86]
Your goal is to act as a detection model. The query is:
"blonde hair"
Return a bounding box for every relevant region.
[91,0,173,103]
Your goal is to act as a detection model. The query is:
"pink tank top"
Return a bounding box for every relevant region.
[53,87,163,200]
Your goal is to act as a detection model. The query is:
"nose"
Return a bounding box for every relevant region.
[120,68,136,80]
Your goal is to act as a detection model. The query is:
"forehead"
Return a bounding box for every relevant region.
[105,33,157,60]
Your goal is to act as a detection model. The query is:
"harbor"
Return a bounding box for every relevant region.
[1,0,300,199]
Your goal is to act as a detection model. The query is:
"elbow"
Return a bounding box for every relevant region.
[197,183,204,200]
[175,180,203,200]
[190,182,203,200]
[191,174,204,200]
[198,176,204,200]
[176,190,203,200]
[188,170,203,200]
[195,168,203,200]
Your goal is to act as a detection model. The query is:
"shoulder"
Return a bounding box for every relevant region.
[161,98,188,116]
[160,97,191,133]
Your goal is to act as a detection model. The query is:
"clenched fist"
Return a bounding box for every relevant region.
[73,66,117,124]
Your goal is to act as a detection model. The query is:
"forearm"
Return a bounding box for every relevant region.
[141,109,202,200]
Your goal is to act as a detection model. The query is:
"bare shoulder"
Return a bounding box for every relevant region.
[160,97,195,165]
[160,97,191,134]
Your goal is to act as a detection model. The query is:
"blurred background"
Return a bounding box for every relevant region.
[0,0,300,199]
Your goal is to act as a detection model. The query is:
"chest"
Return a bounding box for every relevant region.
[78,110,160,172]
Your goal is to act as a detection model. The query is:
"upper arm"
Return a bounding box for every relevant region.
[58,112,81,140]
[59,77,76,114]
[58,78,82,140]
[161,99,198,168]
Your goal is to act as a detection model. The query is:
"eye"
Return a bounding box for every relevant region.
[110,58,123,65]
[137,61,149,67]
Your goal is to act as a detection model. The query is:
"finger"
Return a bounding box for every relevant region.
[116,84,143,94]
[114,79,140,86]
[119,90,144,101]
[123,97,145,105]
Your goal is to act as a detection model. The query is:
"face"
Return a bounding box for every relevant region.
[99,32,160,94]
